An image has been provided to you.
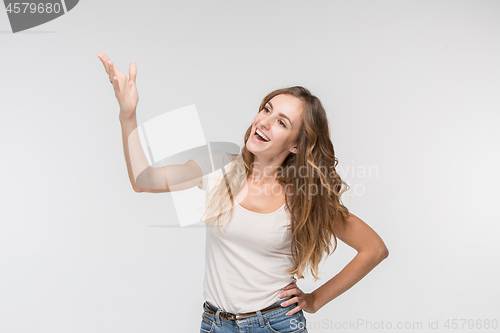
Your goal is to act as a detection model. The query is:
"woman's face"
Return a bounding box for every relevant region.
[246,94,303,158]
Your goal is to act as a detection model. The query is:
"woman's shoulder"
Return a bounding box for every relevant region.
[212,150,238,171]
[214,149,237,163]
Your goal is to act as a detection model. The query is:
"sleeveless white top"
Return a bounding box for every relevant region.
[191,149,297,314]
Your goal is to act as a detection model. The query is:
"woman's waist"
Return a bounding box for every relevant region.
[203,282,296,314]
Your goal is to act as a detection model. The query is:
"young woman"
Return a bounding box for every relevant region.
[98,52,389,333]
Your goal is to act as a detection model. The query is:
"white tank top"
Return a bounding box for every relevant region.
[191,149,297,314]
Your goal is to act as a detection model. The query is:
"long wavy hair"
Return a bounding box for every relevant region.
[200,86,351,281]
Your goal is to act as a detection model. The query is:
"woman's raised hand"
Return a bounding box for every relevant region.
[97,52,139,119]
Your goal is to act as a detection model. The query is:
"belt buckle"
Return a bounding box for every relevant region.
[235,313,248,320]
[224,310,240,321]
[204,304,236,321]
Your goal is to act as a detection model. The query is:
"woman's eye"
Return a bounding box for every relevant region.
[263,107,285,128]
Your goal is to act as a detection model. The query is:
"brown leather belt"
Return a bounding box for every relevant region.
[203,300,286,321]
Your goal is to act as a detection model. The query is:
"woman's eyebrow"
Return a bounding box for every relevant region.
[268,101,293,128]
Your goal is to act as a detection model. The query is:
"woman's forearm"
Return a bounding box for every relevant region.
[119,112,151,191]
[311,249,388,313]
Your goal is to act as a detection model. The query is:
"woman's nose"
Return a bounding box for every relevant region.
[260,117,272,129]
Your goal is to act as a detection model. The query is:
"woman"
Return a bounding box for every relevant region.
[97,52,389,333]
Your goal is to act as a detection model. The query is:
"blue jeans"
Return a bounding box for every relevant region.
[200,296,308,333]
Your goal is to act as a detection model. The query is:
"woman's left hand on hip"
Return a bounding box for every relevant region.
[279,282,316,315]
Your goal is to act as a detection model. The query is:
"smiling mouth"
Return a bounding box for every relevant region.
[254,128,270,142]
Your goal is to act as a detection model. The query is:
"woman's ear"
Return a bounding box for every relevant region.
[290,146,297,154]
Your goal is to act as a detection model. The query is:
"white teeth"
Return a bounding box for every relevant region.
[256,129,270,142]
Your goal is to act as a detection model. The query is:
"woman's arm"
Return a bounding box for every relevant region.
[98,52,148,192]
[311,213,389,313]
[119,112,204,192]
[98,53,205,193]
[118,113,155,192]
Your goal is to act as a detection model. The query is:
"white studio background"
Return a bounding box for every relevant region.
[1,1,499,333]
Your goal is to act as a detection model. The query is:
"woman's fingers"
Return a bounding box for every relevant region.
[129,62,137,83]
[108,61,115,79]
[97,53,116,85]
[97,52,112,75]
[108,62,121,94]
[111,76,120,94]
[97,52,124,83]
[98,52,111,66]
